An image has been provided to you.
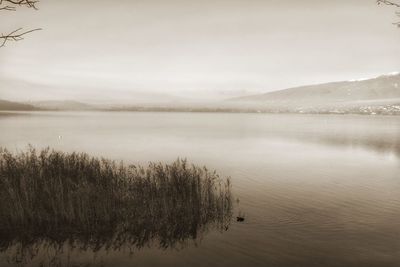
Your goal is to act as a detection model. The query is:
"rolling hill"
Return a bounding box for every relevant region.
[231,72,400,104]
[0,100,37,111]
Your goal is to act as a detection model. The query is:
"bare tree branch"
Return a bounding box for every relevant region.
[0,5,16,11]
[0,28,41,47]
[377,0,400,27]
[0,0,38,9]
[0,0,40,47]
[377,0,400,8]
[396,11,400,27]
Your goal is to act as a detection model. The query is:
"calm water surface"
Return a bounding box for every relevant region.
[0,111,399,267]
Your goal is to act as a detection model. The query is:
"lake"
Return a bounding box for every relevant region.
[0,111,399,267]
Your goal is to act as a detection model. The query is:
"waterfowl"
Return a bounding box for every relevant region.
[236,216,245,222]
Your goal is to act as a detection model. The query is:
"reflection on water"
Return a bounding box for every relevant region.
[0,112,399,267]
[0,148,232,267]
[0,112,399,158]
[263,117,400,157]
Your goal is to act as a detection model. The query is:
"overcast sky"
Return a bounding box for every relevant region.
[0,0,399,102]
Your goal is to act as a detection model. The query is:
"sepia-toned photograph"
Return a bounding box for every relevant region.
[0,1,399,266]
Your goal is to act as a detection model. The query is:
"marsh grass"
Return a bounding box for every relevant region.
[0,147,232,254]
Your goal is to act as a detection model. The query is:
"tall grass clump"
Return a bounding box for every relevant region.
[0,147,232,252]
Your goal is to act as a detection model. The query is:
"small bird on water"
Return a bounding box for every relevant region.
[236,216,245,222]
[236,198,245,222]
[237,210,245,222]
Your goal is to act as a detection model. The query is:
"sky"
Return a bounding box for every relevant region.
[0,0,400,103]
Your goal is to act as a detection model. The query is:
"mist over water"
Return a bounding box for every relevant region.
[0,111,399,267]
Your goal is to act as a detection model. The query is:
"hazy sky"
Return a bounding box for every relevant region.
[0,0,399,102]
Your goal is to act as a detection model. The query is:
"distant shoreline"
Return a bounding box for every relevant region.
[1,107,399,116]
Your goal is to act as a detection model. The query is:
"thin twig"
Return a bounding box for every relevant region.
[0,28,42,47]
[377,0,400,27]
[377,0,400,8]
[0,0,39,9]
[0,5,16,11]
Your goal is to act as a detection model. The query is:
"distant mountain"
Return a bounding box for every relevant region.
[0,99,37,111]
[1,72,399,115]
[231,72,400,104]
[28,100,94,110]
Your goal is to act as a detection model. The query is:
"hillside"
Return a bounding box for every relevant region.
[0,100,37,111]
[232,73,400,104]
